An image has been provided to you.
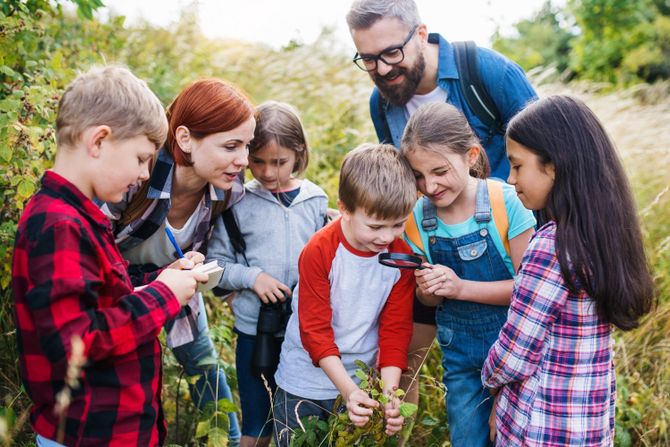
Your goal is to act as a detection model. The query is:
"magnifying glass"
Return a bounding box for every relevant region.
[378,252,427,269]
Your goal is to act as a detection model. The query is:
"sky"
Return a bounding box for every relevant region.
[99,0,562,50]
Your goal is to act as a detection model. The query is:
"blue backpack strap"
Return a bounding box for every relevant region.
[452,41,505,135]
[422,198,438,232]
[474,179,492,224]
[370,88,393,145]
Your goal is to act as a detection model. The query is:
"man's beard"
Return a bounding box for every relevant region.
[372,51,426,107]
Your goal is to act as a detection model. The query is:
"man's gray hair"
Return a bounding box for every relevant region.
[346,0,421,31]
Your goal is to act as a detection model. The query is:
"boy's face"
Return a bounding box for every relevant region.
[93,134,155,203]
[339,205,408,253]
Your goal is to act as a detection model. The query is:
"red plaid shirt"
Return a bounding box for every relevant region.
[12,171,181,446]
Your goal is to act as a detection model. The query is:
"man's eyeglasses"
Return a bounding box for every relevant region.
[353,25,418,72]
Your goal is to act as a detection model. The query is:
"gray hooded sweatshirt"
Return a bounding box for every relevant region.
[207,178,328,335]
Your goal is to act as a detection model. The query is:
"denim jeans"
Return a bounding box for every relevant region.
[170,297,241,443]
[36,435,65,447]
[272,387,338,447]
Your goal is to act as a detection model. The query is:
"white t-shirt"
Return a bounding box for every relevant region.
[123,199,203,267]
[404,86,448,119]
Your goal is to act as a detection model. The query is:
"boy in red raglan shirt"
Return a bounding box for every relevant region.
[273,144,417,446]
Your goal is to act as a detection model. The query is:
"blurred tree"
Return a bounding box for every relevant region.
[492,1,575,77]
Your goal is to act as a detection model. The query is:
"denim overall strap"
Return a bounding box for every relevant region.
[427,179,511,447]
[473,179,491,224]
[422,197,438,232]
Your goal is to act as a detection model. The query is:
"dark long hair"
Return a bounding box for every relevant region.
[507,95,655,330]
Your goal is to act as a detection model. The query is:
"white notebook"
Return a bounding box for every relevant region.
[193,260,224,293]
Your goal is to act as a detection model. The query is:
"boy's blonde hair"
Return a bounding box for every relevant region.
[56,65,167,149]
[339,143,417,219]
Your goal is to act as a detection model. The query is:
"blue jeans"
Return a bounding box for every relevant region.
[436,303,507,447]
[235,328,276,437]
[36,435,65,447]
[272,387,338,447]
[170,300,241,443]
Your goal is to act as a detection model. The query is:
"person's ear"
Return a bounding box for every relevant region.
[417,24,429,47]
[467,146,481,167]
[85,125,111,157]
[545,162,556,181]
[337,200,351,221]
[175,126,192,153]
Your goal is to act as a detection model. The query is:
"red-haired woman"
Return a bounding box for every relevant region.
[100,78,254,445]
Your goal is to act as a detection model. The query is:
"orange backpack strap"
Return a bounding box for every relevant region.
[487,179,511,257]
[404,211,425,254]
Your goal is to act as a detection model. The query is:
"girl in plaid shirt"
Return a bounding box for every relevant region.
[482,95,655,446]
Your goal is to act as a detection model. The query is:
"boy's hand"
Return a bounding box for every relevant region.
[345,388,378,427]
[415,264,463,299]
[183,251,205,266]
[252,272,292,304]
[167,251,205,270]
[382,395,404,435]
[156,269,208,306]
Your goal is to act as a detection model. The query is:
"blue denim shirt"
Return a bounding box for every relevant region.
[370,33,538,180]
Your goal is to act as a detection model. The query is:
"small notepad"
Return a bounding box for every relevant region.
[193,260,224,293]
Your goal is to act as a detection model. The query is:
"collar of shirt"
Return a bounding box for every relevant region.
[42,170,111,230]
[428,33,459,81]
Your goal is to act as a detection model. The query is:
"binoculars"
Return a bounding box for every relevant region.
[251,294,292,378]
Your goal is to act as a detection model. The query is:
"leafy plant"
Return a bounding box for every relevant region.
[291,360,417,447]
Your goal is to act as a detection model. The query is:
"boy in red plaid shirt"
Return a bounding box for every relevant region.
[12,66,208,446]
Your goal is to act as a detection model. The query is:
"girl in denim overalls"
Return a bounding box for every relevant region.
[399,102,536,447]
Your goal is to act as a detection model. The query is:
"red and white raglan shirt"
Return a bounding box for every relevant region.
[274,218,415,400]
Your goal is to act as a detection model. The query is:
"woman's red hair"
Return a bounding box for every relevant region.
[166,79,254,166]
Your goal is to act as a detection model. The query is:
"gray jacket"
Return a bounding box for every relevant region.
[207,178,328,335]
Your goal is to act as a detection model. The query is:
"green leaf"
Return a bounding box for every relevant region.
[394,388,406,398]
[420,415,438,426]
[354,369,367,381]
[354,360,368,370]
[195,419,210,438]
[0,145,11,163]
[17,179,35,199]
[216,397,238,413]
[399,402,418,418]
[207,427,228,447]
[316,419,329,432]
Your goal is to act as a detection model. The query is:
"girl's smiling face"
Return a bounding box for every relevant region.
[404,146,475,209]
[506,137,555,210]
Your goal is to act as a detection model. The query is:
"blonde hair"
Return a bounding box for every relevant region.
[400,102,490,178]
[339,143,417,219]
[56,65,167,149]
[250,101,309,176]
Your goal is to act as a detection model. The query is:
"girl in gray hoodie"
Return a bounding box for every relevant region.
[207,101,328,447]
